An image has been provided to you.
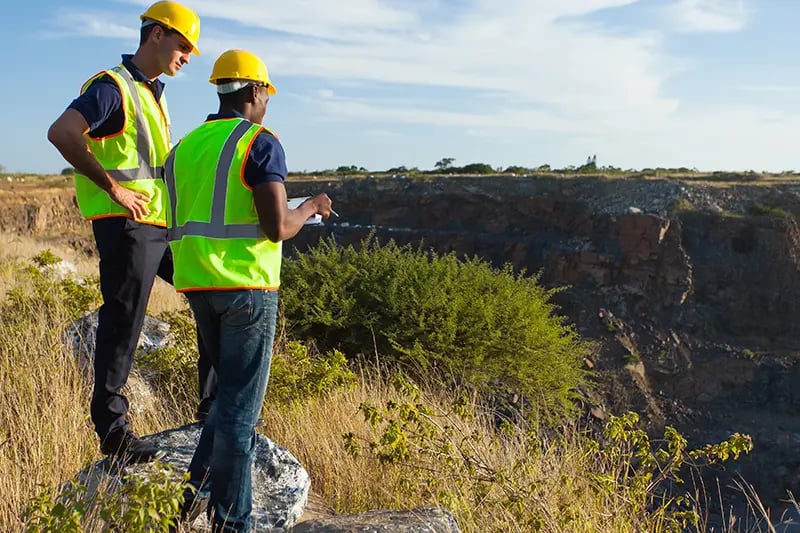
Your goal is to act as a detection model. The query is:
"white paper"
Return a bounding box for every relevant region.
[287,196,323,225]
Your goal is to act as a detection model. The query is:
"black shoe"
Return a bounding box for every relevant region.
[100,430,163,463]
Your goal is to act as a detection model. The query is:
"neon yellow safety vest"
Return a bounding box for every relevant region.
[74,64,171,226]
[163,118,283,292]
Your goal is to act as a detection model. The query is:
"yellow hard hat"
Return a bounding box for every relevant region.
[140,1,201,55]
[209,49,277,95]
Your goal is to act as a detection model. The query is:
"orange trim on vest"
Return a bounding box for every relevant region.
[239,127,263,192]
[177,284,280,293]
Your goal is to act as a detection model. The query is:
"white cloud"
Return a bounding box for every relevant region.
[664,0,750,33]
[43,10,138,40]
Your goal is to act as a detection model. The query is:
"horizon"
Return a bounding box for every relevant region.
[3,0,799,174]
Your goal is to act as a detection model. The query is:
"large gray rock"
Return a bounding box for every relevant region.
[291,507,460,532]
[62,311,171,371]
[61,312,171,417]
[78,423,310,531]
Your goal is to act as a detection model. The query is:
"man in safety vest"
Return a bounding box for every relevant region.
[46,1,214,463]
[164,49,331,532]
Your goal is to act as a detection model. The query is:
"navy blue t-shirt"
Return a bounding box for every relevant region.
[203,111,287,188]
[67,54,165,138]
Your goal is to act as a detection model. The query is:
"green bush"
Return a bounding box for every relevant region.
[24,464,189,533]
[139,312,357,411]
[268,339,356,406]
[748,203,789,218]
[3,251,100,325]
[281,237,590,419]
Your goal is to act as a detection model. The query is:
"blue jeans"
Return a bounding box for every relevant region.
[185,289,278,533]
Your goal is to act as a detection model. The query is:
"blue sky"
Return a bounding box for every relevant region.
[3,0,800,174]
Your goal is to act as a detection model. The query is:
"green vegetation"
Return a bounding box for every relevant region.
[671,198,694,212]
[25,464,190,533]
[281,236,589,420]
[747,203,789,218]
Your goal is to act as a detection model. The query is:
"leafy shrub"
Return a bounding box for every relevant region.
[748,203,789,218]
[267,339,356,406]
[281,237,590,420]
[139,313,357,411]
[3,251,100,323]
[24,463,190,533]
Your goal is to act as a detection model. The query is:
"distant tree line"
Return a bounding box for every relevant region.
[297,156,710,177]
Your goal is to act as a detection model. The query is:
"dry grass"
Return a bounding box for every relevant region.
[266,383,624,532]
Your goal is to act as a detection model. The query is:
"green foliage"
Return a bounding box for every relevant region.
[600,412,753,531]
[671,198,694,212]
[24,464,190,533]
[24,483,87,533]
[345,378,754,532]
[459,163,495,174]
[503,165,530,174]
[336,165,368,174]
[98,464,188,533]
[281,237,590,420]
[434,158,455,171]
[748,202,789,218]
[3,251,100,324]
[267,340,357,406]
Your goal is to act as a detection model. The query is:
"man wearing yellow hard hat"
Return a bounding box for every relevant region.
[164,49,331,532]
[47,1,215,463]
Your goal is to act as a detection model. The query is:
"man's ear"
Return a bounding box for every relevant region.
[149,24,165,45]
[246,84,259,104]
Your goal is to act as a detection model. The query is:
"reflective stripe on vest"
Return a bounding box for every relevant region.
[165,120,261,240]
[164,118,282,291]
[73,64,171,225]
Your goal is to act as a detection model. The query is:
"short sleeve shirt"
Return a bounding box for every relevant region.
[67,54,165,138]
[204,111,288,188]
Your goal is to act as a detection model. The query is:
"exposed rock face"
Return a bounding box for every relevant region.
[0,182,87,237]
[292,507,460,532]
[77,424,310,532]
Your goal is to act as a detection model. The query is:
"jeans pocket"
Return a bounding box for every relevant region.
[218,290,254,327]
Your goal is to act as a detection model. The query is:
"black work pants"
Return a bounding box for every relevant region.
[90,217,217,438]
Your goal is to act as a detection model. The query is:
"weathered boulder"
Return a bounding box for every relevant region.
[61,312,171,416]
[78,423,310,532]
[292,507,460,532]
